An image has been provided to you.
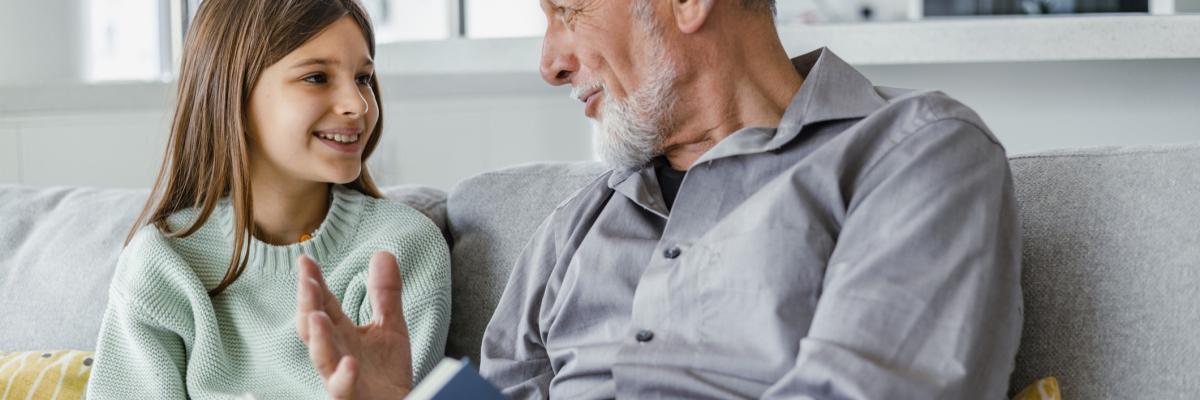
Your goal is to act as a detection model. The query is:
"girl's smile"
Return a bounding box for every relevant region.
[314,126,365,154]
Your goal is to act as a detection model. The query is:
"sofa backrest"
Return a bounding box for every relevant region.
[0,185,447,351]
[444,162,609,360]
[5,143,1199,398]
[443,144,1200,398]
[0,187,146,350]
[1007,143,1200,398]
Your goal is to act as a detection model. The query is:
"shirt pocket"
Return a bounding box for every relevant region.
[694,226,832,368]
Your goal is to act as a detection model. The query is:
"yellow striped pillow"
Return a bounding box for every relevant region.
[0,350,94,400]
[1013,376,1062,400]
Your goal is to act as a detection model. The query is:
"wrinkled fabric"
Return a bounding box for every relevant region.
[480,48,1022,400]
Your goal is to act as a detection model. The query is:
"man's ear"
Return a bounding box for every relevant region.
[672,0,715,34]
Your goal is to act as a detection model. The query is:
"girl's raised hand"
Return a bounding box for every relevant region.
[296,252,413,399]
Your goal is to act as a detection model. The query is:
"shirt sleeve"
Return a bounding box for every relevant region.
[760,119,1024,399]
[479,217,559,399]
[87,257,189,399]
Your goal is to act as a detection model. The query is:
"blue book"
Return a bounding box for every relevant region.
[406,358,505,400]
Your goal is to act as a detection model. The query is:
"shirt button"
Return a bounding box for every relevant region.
[662,246,682,259]
[635,330,655,343]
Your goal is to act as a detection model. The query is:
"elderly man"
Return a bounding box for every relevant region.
[296,0,1023,398]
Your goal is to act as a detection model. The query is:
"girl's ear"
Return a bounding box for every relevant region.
[672,0,716,34]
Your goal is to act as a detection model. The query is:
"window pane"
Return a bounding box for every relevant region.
[777,0,914,24]
[85,0,163,82]
[466,0,546,39]
[924,0,1148,16]
[363,0,452,42]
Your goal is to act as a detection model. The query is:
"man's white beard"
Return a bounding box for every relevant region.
[591,22,679,170]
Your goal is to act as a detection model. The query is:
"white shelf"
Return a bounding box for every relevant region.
[779,14,1200,65]
[373,14,1200,77]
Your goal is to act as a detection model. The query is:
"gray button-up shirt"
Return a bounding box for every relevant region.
[480,48,1022,399]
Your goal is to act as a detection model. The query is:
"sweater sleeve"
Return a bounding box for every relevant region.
[400,286,451,384]
[353,209,452,385]
[87,271,189,398]
[87,230,194,399]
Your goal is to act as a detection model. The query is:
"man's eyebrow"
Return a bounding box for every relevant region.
[290,58,375,69]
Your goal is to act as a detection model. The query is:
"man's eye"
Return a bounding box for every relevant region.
[356,74,373,85]
[302,74,328,84]
[559,7,576,25]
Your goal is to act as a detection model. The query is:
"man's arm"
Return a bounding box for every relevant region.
[761,119,1023,399]
[479,217,561,398]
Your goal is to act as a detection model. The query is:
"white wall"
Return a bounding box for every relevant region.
[2,58,1198,190]
[1178,0,1200,12]
[0,0,83,85]
[370,94,592,189]
[0,83,592,190]
[860,58,1200,155]
[0,111,170,188]
[0,124,19,183]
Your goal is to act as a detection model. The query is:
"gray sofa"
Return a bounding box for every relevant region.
[2,143,1198,398]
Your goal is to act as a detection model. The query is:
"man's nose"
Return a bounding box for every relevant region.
[540,32,577,86]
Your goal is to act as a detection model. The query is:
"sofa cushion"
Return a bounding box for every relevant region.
[1008,143,1200,398]
[445,162,608,361]
[0,187,146,351]
[0,185,447,351]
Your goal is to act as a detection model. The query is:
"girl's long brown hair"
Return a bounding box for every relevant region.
[127,0,385,297]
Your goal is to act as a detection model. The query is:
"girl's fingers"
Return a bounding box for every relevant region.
[296,277,321,343]
[367,251,409,336]
[298,255,353,327]
[327,356,358,400]
[307,312,343,379]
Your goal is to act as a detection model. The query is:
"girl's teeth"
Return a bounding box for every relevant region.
[319,133,358,143]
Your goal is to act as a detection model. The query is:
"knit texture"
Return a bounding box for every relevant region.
[86,185,451,399]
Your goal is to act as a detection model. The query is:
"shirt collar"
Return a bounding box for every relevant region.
[607,47,886,193]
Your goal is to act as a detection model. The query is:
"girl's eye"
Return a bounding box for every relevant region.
[302,73,328,84]
[356,74,373,85]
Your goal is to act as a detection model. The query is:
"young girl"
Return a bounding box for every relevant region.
[87,0,450,398]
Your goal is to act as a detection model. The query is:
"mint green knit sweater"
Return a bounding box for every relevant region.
[87,185,451,399]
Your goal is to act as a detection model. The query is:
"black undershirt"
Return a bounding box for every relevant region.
[654,159,687,211]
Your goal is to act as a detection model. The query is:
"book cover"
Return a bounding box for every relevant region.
[406,358,505,400]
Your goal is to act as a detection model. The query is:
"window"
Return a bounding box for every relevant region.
[362,0,454,42]
[81,0,549,82]
[85,0,166,82]
[465,0,546,39]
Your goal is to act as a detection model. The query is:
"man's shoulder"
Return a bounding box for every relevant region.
[543,170,616,230]
[868,87,1001,147]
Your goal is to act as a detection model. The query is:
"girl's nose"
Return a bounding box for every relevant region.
[335,84,369,118]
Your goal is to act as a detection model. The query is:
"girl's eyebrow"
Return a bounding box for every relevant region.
[289,57,374,69]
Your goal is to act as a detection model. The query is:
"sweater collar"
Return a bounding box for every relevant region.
[230,185,367,274]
